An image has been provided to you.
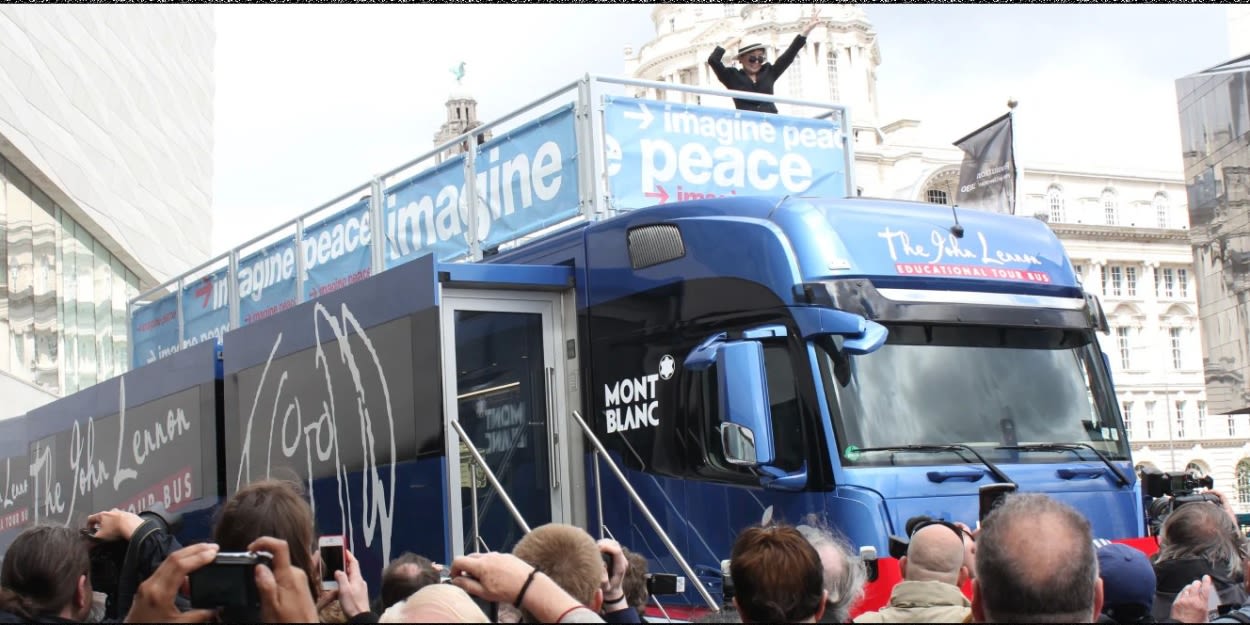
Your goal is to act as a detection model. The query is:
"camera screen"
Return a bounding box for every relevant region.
[320,545,344,581]
[190,564,257,609]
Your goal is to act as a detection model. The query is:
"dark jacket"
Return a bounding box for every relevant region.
[1153,557,1249,622]
[707,35,807,114]
[115,515,185,620]
[0,610,79,623]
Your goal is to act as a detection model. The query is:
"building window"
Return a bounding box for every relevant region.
[1116,327,1132,370]
[1155,192,1170,228]
[1073,264,1085,283]
[787,54,803,100]
[1175,401,1187,439]
[1158,268,1176,298]
[724,4,736,17]
[1125,267,1137,296]
[1109,266,1123,297]
[1186,461,1206,478]
[1146,401,1156,439]
[1197,401,1206,436]
[1238,460,1250,504]
[1122,401,1134,439]
[1170,327,1184,369]
[1178,268,1189,298]
[1047,185,1065,222]
[1231,412,1239,437]
[826,51,840,102]
[1103,190,1119,226]
[926,189,949,205]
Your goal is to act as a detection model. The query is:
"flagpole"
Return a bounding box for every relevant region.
[1008,97,1020,216]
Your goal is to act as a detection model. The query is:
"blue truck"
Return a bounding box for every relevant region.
[0,77,1141,613]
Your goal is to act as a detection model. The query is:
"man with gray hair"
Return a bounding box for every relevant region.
[971,493,1104,623]
[853,519,971,623]
[1151,498,1249,621]
[796,516,868,623]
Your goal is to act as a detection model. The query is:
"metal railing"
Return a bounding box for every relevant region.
[128,75,853,369]
[571,410,720,612]
[449,420,531,551]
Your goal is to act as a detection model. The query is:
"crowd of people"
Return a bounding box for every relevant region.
[0,479,1246,623]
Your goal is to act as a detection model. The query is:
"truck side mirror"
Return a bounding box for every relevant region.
[715,341,774,467]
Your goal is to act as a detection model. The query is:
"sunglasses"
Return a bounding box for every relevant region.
[745,55,766,64]
[909,517,974,542]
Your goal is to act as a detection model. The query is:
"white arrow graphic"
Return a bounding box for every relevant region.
[622,101,654,130]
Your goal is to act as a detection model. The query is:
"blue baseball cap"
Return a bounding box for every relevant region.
[1097,543,1156,611]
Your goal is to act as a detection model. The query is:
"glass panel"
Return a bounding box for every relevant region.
[6,163,34,380]
[74,224,95,389]
[94,239,113,380]
[825,325,1129,466]
[0,160,9,365]
[60,215,78,394]
[112,255,127,376]
[454,310,551,552]
[31,188,58,392]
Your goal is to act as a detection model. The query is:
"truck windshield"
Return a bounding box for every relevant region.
[818,323,1130,467]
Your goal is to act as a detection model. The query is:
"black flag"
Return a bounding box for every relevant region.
[954,112,1016,215]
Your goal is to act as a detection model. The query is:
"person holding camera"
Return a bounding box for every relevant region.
[706,8,822,114]
[1152,501,1250,621]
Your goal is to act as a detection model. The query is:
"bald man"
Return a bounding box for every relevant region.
[854,522,971,623]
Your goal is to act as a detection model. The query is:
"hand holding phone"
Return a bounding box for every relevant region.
[319,535,345,591]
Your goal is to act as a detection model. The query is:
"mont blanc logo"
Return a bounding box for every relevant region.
[604,356,674,434]
[659,355,675,380]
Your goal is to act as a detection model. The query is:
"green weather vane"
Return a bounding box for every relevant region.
[450,61,466,85]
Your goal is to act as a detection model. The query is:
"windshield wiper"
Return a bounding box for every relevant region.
[996,443,1130,487]
[853,444,1015,484]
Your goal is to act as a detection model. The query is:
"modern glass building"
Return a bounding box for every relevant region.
[1177,54,1250,415]
[0,7,214,408]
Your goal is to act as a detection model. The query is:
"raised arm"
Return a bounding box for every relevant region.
[707,37,741,88]
[770,34,807,79]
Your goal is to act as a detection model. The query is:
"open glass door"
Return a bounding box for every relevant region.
[440,290,569,557]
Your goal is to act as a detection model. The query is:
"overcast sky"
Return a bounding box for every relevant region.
[212,4,1232,255]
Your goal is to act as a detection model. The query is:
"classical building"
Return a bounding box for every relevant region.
[626,4,1250,506]
[0,7,215,408]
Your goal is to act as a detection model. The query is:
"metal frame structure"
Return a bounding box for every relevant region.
[128,76,853,365]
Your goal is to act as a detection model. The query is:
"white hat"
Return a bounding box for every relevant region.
[736,43,767,58]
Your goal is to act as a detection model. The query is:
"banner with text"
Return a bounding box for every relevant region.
[131,293,179,367]
[383,104,579,267]
[954,112,1016,215]
[303,199,373,299]
[238,238,299,327]
[181,268,229,350]
[602,96,848,209]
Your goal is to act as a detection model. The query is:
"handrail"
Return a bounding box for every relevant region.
[450,420,532,536]
[589,74,851,117]
[571,410,719,612]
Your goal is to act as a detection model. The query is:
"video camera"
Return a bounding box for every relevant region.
[1140,465,1221,534]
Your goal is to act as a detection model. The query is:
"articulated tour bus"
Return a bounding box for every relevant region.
[0,77,1144,615]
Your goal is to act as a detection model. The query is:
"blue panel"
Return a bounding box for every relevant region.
[131,292,179,367]
[383,105,580,267]
[436,262,574,290]
[223,253,439,372]
[602,96,848,209]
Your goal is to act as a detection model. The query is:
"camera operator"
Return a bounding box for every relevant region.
[0,525,94,623]
[125,536,319,623]
[1152,500,1250,621]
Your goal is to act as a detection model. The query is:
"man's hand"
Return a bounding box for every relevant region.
[1170,575,1214,623]
[450,552,537,604]
[250,536,319,624]
[86,508,145,542]
[125,543,219,623]
[598,539,628,610]
[334,548,370,619]
[801,7,822,37]
[1209,489,1240,525]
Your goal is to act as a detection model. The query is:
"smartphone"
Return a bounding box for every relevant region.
[189,551,272,609]
[979,483,1018,522]
[319,535,345,591]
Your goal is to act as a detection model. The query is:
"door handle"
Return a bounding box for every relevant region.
[926,470,985,483]
[546,366,560,490]
[1057,467,1106,480]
